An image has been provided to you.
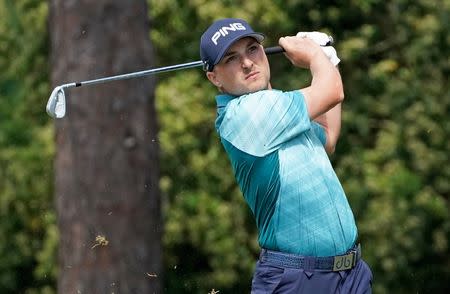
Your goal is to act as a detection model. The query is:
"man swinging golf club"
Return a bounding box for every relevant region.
[201,18,373,293]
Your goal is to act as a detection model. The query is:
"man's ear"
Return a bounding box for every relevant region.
[206,71,222,88]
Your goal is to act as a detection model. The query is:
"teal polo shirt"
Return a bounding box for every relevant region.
[215,89,357,257]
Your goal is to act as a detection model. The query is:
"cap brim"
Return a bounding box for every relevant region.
[213,32,265,66]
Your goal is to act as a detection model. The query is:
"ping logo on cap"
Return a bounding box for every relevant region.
[211,22,247,45]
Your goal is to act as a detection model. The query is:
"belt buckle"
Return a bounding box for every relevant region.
[332,250,356,271]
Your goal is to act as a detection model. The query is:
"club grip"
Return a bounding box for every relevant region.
[264,46,285,55]
[264,36,334,56]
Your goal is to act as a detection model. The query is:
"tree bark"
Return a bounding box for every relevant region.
[49,1,161,293]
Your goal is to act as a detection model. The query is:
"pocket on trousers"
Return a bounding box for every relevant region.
[341,259,373,294]
[251,261,286,294]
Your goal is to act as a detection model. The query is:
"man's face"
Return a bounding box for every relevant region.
[206,37,271,96]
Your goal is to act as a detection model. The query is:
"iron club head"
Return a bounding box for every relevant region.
[46,86,66,118]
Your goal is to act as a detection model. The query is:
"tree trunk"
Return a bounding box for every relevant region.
[49,1,161,293]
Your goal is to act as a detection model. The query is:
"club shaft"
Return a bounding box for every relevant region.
[60,46,284,89]
[78,60,204,88]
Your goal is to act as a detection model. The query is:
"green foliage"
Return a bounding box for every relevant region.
[0,0,56,293]
[334,1,449,292]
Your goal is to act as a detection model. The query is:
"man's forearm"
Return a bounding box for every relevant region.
[301,51,344,120]
[310,55,343,104]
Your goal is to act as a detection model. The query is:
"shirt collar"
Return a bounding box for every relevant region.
[216,94,237,108]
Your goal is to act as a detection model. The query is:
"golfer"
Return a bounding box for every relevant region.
[200,18,373,293]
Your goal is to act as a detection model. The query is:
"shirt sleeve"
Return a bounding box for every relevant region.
[311,121,327,146]
[218,89,311,156]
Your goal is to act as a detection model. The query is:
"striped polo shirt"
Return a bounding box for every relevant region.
[215,89,357,257]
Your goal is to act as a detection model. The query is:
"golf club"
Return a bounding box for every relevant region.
[46,37,333,119]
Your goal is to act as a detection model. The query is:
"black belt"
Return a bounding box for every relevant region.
[259,244,362,272]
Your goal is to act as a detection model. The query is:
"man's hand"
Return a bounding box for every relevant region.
[278,36,326,69]
[297,32,340,66]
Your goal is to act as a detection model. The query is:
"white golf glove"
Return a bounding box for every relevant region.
[296,31,340,66]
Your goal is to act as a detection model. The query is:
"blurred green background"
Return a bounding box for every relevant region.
[0,0,449,293]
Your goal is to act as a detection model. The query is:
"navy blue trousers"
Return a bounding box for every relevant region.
[251,258,372,293]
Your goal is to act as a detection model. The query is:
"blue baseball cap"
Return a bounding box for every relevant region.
[200,18,265,72]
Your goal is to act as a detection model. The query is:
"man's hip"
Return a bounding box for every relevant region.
[251,244,373,294]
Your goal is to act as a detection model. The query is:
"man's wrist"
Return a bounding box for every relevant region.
[309,48,337,73]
